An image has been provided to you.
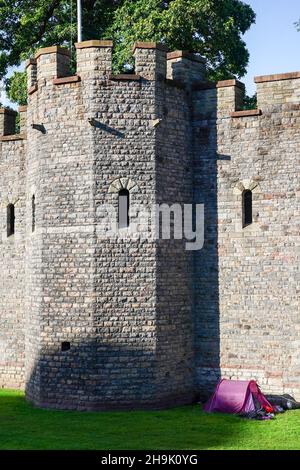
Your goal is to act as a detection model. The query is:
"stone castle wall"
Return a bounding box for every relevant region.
[0,111,26,389]
[0,40,299,407]
[194,74,300,399]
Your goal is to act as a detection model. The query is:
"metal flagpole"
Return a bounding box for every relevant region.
[77,0,83,42]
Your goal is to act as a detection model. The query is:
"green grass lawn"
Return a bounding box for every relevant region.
[0,389,299,450]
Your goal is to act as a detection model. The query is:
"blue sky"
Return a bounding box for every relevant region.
[1,0,300,106]
[243,0,300,95]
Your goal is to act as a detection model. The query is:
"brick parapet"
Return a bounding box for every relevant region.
[254,71,300,83]
[255,71,300,109]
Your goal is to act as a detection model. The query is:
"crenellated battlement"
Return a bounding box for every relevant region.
[255,71,300,109]
[2,40,300,142]
[22,41,300,131]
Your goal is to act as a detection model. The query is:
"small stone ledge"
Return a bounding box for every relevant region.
[75,40,113,49]
[231,109,262,118]
[255,71,300,83]
[132,42,168,53]
[28,85,38,95]
[0,133,26,142]
[53,75,81,85]
[108,74,141,81]
[19,106,28,113]
[217,79,245,89]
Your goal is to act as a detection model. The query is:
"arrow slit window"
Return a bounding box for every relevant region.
[7,204,15,237]
[242,190,253,228]
[32,195,36,232]
[118,189,130,229]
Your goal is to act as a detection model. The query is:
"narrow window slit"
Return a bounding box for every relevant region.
[7,204,15,237]
[118,189,130,229]
[242,190,253,228]
[32,195,36,232]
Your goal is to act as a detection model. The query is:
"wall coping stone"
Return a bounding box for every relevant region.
[109,74,141,81]
[132,42,168,53]
[231,109,262,118]
[53,76,81,85]
[19,106,28,112]
[167,51,206,64]
[254,71,300,83]
[0,134,26,141]
[35,46,71,59]
[217,79,245,89]
[75,40,113,49]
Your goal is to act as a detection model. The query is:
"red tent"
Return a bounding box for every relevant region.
[204,379,273,415]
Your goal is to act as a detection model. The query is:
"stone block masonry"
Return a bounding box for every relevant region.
[193,73,300,400]
[0,40,299,409]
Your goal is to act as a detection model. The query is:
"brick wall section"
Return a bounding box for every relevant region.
[194,75,300,399]
[155,53,196,404]
[89,42,195,408]
[91,43,158,408]
[0,133,26,389]
[25,46,95,408]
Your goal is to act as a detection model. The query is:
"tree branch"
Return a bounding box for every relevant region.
[35,0,63,43]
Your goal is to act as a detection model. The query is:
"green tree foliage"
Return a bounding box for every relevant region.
[243,93,257,110]
[6,71,27,106]
[0,0,255,105]
[109,0,256,78]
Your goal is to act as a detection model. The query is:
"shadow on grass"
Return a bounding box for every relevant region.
[2,389,300,450]
[0,389,253,451]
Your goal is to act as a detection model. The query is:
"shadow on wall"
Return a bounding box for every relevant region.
[193,90,226,400]
[25,339,194,411]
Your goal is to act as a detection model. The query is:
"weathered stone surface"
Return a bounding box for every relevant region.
[194,75,300,400]
[0,41,299,409]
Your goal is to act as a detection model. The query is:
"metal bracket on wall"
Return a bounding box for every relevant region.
[31,123,46,134]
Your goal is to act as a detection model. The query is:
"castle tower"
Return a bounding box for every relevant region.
[21,41,199,410]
